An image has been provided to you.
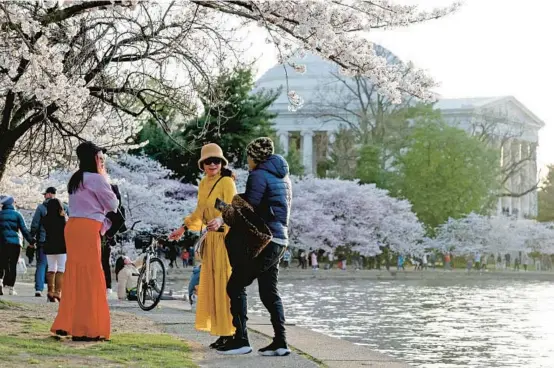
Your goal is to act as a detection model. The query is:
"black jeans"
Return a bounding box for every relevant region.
[101,240,112,289]
[226,241,286,343]
[0,243,21,287]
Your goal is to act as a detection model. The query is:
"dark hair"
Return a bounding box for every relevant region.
[42,199,66,234]
[221,167,236,181]
[68,143,101,194]
[115,256,125,282]
[45,199,65,218]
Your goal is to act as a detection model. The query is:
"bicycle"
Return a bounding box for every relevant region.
[133,230,167,311]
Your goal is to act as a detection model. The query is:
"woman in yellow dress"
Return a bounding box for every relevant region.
[169,143,236,348]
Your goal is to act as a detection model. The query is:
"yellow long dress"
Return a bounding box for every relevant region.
[185,174,236,336]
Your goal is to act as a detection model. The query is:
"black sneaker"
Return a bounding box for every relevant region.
[35,291,42,297]
[209,336,231,349]
[216,337,252,355]
[258,340,291,356]
[0,285,3,296]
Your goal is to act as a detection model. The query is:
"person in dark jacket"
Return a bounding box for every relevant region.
[41,199,67,302]
[0,196,34,295]
[31,187,68,297]
[219,137,292,356]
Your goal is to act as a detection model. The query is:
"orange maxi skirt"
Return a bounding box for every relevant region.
[50,218,110,339]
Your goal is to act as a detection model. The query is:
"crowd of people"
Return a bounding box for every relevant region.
[0,137,294,357]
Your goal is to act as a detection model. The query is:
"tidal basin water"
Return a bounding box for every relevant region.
[245,276,554,368]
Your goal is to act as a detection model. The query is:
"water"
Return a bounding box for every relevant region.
[244,278,554,368]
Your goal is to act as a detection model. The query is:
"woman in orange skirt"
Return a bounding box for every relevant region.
[51,141,119,341]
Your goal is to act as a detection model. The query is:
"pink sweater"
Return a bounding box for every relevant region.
[68,172,119,234]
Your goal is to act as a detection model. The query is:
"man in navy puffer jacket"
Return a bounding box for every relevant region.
[0,196,34,295]
[219,137,292,357]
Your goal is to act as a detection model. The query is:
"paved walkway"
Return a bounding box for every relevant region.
[2,281,409,367]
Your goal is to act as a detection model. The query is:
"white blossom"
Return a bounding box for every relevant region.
[433,213,554,255]
[290,177,425,256]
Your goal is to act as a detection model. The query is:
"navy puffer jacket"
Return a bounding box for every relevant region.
[0,203,34,246]
[244,154,292,242]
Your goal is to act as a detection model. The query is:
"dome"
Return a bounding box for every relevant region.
[253,45,403,113]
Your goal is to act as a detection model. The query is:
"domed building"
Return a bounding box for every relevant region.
[254,50,544,218]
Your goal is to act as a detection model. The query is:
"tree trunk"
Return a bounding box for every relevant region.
[0,138,15,182]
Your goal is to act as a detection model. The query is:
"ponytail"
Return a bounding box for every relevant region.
[221,167,236,181]
[68,170,84,195]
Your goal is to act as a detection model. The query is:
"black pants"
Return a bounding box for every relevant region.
[101,241,112,289]
[226,242,286,343]
[0,243,21,287]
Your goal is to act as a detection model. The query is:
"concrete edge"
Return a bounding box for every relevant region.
[160,299,410,368]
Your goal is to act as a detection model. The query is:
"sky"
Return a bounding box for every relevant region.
[246,0,554,175]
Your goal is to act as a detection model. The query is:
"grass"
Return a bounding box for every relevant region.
[0,301,197,368]
[0,299,23,310]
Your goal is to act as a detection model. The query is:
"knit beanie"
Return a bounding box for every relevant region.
[246,137,274,164]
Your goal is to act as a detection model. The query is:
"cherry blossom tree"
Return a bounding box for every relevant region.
[433,213,554,255]
[0,0,459,181]
[0,154,198,232]
[107,154,198,231]
[290,177,425,256]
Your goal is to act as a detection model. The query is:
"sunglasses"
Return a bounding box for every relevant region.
[203,157,222,166]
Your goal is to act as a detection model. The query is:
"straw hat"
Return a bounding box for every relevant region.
[197,143,228,170]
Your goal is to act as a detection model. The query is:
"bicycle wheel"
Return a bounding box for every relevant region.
[137,257,166,311]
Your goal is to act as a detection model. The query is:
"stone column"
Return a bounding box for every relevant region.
[327,131,336,160]
[520,142,530,217]
[301,130,314,175]
[529,143,539,217]
[510,140,521,216]
[501,143,512,215]
[278,130,289,156]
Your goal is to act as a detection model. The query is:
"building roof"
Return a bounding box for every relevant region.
[435,97,509,110]
[255,52,545,129]
[436,96,545,128]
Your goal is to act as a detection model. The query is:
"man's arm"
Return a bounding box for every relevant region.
[30,205,43,239]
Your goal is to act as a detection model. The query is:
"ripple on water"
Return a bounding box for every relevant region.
[245,278,554,368]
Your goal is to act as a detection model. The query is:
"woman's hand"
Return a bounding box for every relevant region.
[206,217,224,232]
[168,226,185,241]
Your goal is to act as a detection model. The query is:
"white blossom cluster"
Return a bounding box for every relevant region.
[0,154,198,232]
[217,0,460,104]
[431,213,554,255]
[290,177,425,256]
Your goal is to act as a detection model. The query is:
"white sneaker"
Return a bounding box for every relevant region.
[8,287,17,296]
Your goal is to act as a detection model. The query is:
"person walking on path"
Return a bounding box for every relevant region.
[522,253,530,271]
[282,248,291,269]
[50,141,118,341]
[0,196,35,296]
[168,143,236,349]
[397,255,405,271]
[181,249,190,268]
[444,253,452,270]
[422,253,428,270]
[311,250,319,270]
[41,199,68,302]
[220,137,292,356]
[31,187,67,297]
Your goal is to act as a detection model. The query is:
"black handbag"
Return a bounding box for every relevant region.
[106,184,127,238]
